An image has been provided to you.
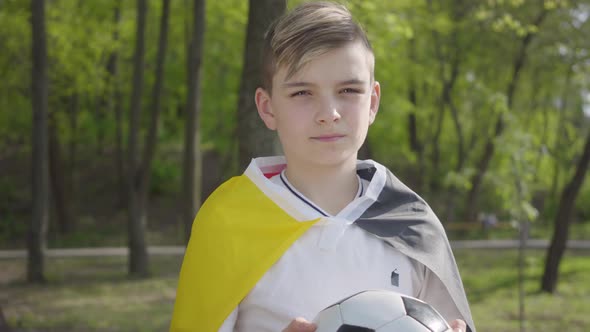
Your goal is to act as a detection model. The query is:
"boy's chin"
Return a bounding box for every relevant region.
[289,152,359,169]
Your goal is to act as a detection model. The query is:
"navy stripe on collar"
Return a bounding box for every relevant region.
[279,171,364,217]
[279,172,329,217]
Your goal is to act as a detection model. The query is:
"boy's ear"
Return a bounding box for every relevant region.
[255,87,277,130]
[369,81,381,125]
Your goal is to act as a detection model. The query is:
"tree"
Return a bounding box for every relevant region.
[29,0,49,283]
[140,0,171,213]
[126,0,150,276]
[541,130,590,292]
[464,6,548,222]
[235,0,286,170]
[48,113,74,233]
[0,305,10,331]
[426,0,464,193]
[112,0,125,205]
[182,0,205,242]
[126,0,173,276]
[107,0,126,207]
[125,0,172,277]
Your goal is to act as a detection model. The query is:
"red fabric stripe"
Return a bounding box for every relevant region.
[260,163,287,179]
[263,171,281,179]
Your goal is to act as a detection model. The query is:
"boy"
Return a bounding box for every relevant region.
[170,2,475,332]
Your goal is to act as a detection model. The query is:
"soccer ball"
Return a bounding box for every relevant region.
[313,290,451,332]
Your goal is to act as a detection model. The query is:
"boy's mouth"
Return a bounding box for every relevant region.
[310,134,346,142]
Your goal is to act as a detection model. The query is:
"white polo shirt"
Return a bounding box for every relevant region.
[219,159,425,332]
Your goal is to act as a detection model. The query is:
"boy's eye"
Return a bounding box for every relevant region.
[341,88,362,94]
[290,90,310,97]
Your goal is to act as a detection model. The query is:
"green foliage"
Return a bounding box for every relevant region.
[0,214,27,249]
[479,130,541,221]
[1,0,589,240]
[200,0,248,156]
[150,155,181,196]
[0,176,28,247]
[576,181,590,221]
[0,2,32,149]
[443,169,475,192]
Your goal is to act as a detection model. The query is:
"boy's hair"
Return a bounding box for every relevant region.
[261,1,374,93]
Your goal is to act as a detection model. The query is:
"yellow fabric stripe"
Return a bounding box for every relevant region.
[170,175,319,332]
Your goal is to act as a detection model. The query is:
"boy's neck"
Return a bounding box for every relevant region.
[284,159,359,216]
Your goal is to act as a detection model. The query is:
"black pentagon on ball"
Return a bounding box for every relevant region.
[336,325,375,332]
[402,296,449,332]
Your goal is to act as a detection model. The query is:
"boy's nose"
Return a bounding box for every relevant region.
[315,100,341,124]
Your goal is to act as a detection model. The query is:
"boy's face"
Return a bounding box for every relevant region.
[256,41,380,170]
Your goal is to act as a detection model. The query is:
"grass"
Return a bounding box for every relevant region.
[1,249,589,331]
[457,250,590,331]
[1,256,182,332]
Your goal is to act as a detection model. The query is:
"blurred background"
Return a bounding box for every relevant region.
[1,0,589,331]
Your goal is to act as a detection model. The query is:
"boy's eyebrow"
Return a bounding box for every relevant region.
[281,79,367,88]
[281,81,314,88]
[337,79,367,86]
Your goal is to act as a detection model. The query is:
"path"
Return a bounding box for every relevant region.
[0,240,589,259]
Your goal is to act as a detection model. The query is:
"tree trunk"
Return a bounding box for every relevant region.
[115,95,125,207]
[464,119,502,221]
[66,93,79,197]
[137,0,171,240]
[428,0,465,222]
[541,131,590,293]
[182,0,206,243]
[49,116,75,233]
[443,79,465,223]
[29,0,49,284]
[464,9,547,222]
[95,96,106,156]
[108,0,126,208]
[406,37,425,193]
[426,0,462,194]
[427,0,445,191]
[0,305,10,332]
[448,0,466,172]
[548,65,572,200]
[127,0,149,277]
[236,0,286,170]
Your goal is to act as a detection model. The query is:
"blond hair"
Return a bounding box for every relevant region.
[261,1,373,93]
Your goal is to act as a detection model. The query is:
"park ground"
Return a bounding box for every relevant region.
[0,248,588,332]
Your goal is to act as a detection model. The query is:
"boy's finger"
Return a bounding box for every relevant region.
[282,317,317,332]
[449,319,467,332]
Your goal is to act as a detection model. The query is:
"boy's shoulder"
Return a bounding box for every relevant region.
[197,171,309,227]
[200,175,255,215]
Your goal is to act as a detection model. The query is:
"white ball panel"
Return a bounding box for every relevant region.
[314,305,345,332]
[339,290,406,329]
[376,315,432,332]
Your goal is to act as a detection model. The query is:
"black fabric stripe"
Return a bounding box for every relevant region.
[358,178,364,197]
[357,166,377,182]
[279,172,328,217]
[358,170,426,225]
[354,167,476,332]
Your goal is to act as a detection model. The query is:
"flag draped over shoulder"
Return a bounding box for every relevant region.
[170,175,319,332]
[170,162,476,332]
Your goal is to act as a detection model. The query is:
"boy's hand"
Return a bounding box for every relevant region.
[281,317,463,332]
[449,318,467,332]
[282,317,317,332]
